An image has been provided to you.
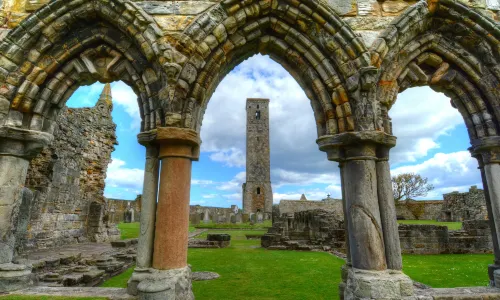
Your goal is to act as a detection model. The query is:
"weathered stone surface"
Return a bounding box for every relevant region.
[0,263,33,292]
[137,2,215,15]
[21,85,120,253]
[243,99,273,214]
[192,271,219,281]
[345,267,414,299]
[136,267,194,300]
[154,15,196,32]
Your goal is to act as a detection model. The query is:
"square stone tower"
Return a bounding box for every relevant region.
[242,98,273,214]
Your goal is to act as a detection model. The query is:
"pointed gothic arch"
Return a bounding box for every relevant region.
[0,0,168,136]
[164,0,376,137]
[374,0,500,141]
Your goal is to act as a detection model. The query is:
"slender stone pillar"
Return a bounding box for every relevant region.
[132,127,199,300]
[0,155,30,264]
[343,143,387,271]
[376,147,402,270]
[136,144,159,268]
[317,131,414,300]
[0,126,52,292]
[471,143,500,286]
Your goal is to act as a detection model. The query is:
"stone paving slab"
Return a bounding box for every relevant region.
[415,287,500,299]
[10,287,136,299]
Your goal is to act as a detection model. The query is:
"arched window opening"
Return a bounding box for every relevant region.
[255,110,261,120]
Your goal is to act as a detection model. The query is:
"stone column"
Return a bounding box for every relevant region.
[133,127,199,300]
[0,126,52,292]
[343,143,387,271]
[136,144,159,268]
[376,147,402,270]
[317,131,414,300]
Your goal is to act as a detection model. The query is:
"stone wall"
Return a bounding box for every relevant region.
[278,198,344,220]
[18,86,120,253]
[106,196,142,224]
[263,210,492,254]
[396,200,443,220]
[262,209,346,251]
[399,220,492,254]
[439,186,489,222]
[1,0,498,36]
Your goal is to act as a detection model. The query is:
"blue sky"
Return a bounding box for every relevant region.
[66,55,482,207]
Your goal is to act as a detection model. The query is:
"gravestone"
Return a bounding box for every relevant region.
[250,213,256,224]
[257,212,264,223]
[230,215,236,224]
[235,213,242,224]
[242,214,249,223]
[203,210,210,224]
[190,213,200,225]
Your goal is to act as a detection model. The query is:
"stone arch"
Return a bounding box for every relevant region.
[167,0,376,137]
[0,0,169,134]
[374,0,500,140]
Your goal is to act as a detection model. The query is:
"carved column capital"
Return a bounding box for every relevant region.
[0,126,53,159]
[316,131,396,162]
[138,127,201,161]
[470,137,500,165]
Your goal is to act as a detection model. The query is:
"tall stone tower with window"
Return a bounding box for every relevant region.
[242,98,273,214]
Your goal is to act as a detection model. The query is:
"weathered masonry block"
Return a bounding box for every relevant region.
[19,85,120,253]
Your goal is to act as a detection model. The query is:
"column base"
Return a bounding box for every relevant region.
[489,264,500,286]
[128,266,194,300]
[0,263,33,292]
[345,268,414,300]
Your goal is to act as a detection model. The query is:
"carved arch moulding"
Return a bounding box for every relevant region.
[0,0,189,150]
[374,0,500,145]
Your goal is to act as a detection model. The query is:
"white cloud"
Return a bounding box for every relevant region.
[192,179,216,185]
[111,81,142,130]
[104,158,144,198]
[209,148,245,167]
[390,151,482,199]
[202,194,218,199]
[216,172,246,191]
[390,87,464,164]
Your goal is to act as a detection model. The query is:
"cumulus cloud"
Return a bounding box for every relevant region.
[111,81,142,130]
[389,87,464,164]
[390,151,482,199]
[104,158,144,198]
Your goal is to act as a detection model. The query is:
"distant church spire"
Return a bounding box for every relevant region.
[95,83,113,113]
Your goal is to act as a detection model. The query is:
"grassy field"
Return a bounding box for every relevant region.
[101,229,344,299]
[194,220,272,229]
[398,219,463,230]
[403,253,493,288]
[117,222,195,240]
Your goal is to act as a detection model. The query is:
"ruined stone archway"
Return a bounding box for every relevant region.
[165,0,381,137]
[375,0,500,287]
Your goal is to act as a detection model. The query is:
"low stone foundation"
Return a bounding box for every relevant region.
[188,234,231,248]
[128,266,194,300]
[344,268,414,300]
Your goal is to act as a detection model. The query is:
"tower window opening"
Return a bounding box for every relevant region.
[257,187,261,194]
[255,110,261,119]
[257,105,259,109]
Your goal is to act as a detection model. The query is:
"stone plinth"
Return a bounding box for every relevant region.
[132,266,194,300]
[344,267,414,300]
[0,263,33,292]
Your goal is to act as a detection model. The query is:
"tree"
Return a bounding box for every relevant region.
[392,173,434,202]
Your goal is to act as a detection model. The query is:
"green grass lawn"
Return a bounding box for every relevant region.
[403,253,493,288]
[117,222,195,240]
[194,220,272,229]
[398,219,463,230]
[102,229,344,299]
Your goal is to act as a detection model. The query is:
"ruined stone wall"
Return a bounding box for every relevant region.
[439,186,488,222]
[263,210,492,254]
[399,221,492,254]
[106,196,141,224]
[395,200,443,220]
[189,205,239,223]
[20,91,119,252]
[278,199,344,219]
[0,0,498,45]
[262,209,346,251]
